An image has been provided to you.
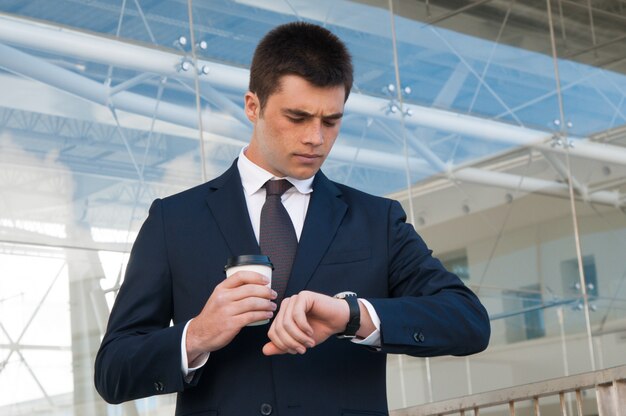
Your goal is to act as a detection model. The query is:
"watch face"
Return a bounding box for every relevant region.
[335,291,357,299]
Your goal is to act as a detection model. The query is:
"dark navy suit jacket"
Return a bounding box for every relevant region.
[95,161,490,416]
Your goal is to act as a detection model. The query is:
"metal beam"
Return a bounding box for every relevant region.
[423,0,494,27]
[0,43,248,143]
[1,42,621,206]
[454,167,621,206]
[65,218,108,416]
[0,45,433,176]
[1,12,626,169]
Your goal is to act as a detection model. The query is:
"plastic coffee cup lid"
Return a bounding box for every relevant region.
[224,255,274,271]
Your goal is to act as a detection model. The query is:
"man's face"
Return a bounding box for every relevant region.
[244,75,345,180]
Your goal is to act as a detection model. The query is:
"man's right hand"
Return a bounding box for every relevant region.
[186,271,277,365]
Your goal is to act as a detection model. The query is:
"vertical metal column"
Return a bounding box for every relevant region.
[596,380,626,416]
[66,217,108,416]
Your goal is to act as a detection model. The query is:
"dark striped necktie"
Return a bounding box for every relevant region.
[260,179,298,302]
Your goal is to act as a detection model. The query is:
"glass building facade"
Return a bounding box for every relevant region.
[0,0,625,414]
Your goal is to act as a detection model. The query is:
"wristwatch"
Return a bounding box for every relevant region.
[334,291,360,339]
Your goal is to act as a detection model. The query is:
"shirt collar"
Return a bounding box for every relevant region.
[237,147,314,196]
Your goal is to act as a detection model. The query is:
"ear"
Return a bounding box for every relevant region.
[244,92,260,122]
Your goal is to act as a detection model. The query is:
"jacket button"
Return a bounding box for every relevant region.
[413,332,425,343]
[260,403,273,415]
[153,381,164,392]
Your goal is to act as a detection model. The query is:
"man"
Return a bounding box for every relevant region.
[95,22,490,415]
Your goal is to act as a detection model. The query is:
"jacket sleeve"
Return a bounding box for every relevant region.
[366,200,490,357]
[94,199,199,404]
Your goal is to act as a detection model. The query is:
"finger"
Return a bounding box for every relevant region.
[204,285,274,315]
[235,310,275,327]
[282,295,315,347]
[291,293,314,336]
[273,297,311,353]
[262,341,289,356]
[222,270,270,288]
[229,296,277,316]
[268,299,303,354]
[227,283,277,302]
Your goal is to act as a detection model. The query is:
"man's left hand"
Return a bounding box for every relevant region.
[262,291,349,355]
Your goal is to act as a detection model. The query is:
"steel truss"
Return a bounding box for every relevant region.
[0,13,624,206]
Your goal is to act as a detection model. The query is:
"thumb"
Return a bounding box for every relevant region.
[262,342,285,356]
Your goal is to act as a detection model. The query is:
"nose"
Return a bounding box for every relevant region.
[302,120,324,146]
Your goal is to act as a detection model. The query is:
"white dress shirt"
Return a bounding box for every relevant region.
[181,148,381,377]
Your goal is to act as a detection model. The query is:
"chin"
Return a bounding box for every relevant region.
[290,168,319,180]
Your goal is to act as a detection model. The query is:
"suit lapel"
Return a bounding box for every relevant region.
[285,171,347,296]
[205,161,260,257]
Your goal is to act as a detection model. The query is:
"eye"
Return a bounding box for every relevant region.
[323,120,338,128]
[287,116,305,124]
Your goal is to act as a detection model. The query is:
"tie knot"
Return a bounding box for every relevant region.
[264,179,293,197]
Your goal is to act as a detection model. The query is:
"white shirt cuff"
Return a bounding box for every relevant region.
[181,319,210,381]
[351,299,381,347]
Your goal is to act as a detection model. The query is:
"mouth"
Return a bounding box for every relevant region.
[294,153,322,161]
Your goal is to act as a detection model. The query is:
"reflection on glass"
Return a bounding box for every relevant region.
[0,0,625,413]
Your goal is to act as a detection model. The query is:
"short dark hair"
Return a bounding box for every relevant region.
[249,22,354,109]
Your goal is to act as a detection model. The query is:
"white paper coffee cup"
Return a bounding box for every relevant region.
[224,255,273,326]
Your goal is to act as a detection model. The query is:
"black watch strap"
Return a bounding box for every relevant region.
[334,291,360,339]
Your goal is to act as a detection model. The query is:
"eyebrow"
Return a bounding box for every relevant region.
[283,108,344,120]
